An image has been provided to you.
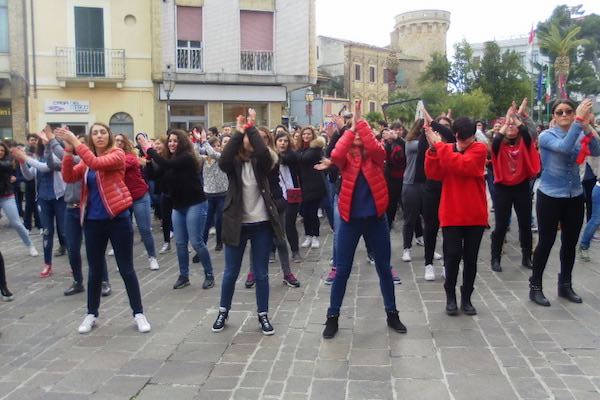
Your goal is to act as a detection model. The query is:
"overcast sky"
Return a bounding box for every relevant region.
[316,0,600,55]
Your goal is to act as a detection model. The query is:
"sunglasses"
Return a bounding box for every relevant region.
[554,109,574,116]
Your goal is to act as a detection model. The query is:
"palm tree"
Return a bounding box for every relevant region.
[537,24,589,97]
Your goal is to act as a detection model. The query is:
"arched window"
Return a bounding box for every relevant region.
[109,112,134,139]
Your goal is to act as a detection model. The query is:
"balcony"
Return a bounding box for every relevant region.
[177,43,203,72]
[56,47,125,81]
[240,50,273,73]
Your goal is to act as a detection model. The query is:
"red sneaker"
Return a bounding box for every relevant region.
[40,264,53,278]
[324,269,336,285]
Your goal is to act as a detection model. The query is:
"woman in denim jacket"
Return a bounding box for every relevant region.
[529,98,600,306]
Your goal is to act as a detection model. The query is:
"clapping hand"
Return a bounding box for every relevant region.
[424,125,441,147]
[10,147,26,162]
[314,157,332,171]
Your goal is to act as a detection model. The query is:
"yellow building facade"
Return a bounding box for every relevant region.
[26,0,155,138]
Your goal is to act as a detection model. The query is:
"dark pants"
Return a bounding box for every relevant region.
[402,183,423,249]
[38,197,67,265]
[64,207,108,284]
[0,251,6,289]
[491,180,533,261]
[203,194,225,245]
[583,179,596,222]
[13,185,24,217]
[486,166,496,210]
[422,181,442,265]
[531,191,584,286]
[161,194,173,243]
[23,181,41,231]
[386,178,403,227]
[285,202,300,252]
[84,217,143,317]
[328,215,396,316]
[443,226,485,291]
[302,198,321,237]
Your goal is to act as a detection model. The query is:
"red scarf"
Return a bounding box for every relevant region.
[492,138,541,186]
[576,133,593,165]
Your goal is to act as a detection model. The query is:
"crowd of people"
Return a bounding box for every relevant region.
[0,96,599,340]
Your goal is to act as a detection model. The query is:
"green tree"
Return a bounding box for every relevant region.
[444,89,493,120]
[419,52,450,83]
[449,40,476,93]
[364,112,385,127]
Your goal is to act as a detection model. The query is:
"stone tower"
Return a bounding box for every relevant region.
[390,10,450,64]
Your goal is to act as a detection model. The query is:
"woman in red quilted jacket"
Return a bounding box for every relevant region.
[58,124,150,335]
[322,101,406,339]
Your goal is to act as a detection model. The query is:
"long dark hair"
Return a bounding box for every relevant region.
[405,119,424,142]
[167,129,199,170]
[0,141,9,160]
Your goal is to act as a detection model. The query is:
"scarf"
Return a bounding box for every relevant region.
[576,133,594,165]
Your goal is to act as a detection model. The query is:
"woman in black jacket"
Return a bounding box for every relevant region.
[297,127,327,249]
[212,111,284,335]
[144,136,172,254]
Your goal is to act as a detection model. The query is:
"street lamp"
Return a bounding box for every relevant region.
[163,65,176,131]
[305,87,315,126]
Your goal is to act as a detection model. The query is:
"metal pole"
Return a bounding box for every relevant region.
[166,92,171,131]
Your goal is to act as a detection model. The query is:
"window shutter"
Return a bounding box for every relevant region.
[177,6,203,42]
[240,11,273,51]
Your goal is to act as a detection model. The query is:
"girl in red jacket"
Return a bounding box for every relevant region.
[57,124,150,335]
[322,101,406,339]
[425,117,488,316]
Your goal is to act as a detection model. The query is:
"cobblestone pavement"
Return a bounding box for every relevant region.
[0,216,600,400]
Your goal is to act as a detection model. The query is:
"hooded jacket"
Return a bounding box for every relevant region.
[297,135,327,201]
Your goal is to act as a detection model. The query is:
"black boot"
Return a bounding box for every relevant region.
[521,250,533,269]
[491,258,502,272]
[0,285,13,301]
[529,278,550,306]
[63,281,84,296]
[386,310,407,333]
[445,287,458,316]
[460,286,477,315]
[557,274,582,303]
[322,315,339,339]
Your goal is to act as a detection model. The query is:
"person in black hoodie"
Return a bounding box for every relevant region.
[383,127,406,228]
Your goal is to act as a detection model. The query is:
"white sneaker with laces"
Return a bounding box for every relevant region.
[149,257,160,270]
[402,249,412,262]
[209,227,216,236]
[415,236,425,247]
[169,231,174,239]
[134,313,151,333]
[311,236,320,249]
[108,248,114,256]
[441,266,446,279]
[424,264,435,281]
[434,252,442,260]
[301,236,312,248]
[159,242,170,254]
[78,314,97,334]
[29,245,39,257]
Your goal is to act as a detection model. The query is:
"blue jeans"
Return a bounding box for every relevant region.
[132,193,156,258]
[581,185,600,249]
[220,222,273,313]
[332,194,341,267]
[38,197,67,264]
[203,194,225,245]
[172,201,213,277]
[328,215,396,316]
[0,196,32,247]
[64,207,108,284]
[84,217,143,317]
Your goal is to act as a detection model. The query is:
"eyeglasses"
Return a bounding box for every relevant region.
[554,109,574,116]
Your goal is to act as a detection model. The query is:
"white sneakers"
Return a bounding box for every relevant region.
[78,313,151,334]
[78,314,97,334]
[434,252,443,260]
[311,237,320,249]
[149,257,160,270]
[301,236,312,248]
[424,264,436,281]
[415,236,425,247]
[134,314,152,333]
[108,248,115,256]
[159,242,170,254]
[29,245,39,257]
[402,249,412,262]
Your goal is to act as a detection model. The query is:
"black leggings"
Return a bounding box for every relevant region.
[422,181,441,265]
[386,178,403,226]
[402,183,423,249]
[285,202,300,252]
[443,226,485,291]
[491,180,533,261]
[531,191,584,286]
[161,194,173,243]
[302,198,321,237]
[0,251,7,289]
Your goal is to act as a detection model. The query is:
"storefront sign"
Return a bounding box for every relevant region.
[45,100,90,114]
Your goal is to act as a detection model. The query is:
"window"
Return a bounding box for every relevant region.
[170,103,207,131]
[109,112,134,139]
[0,101,12,139]
[240,11,274,72]
[354,64,361,81]
[369,66,376,83]
[0,0,7,53]
[223,103,268,127]
[177,6,203,71]
[74,7,105,77]
[369,101,376,113]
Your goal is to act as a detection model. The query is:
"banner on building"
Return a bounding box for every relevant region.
[45,100,90,114]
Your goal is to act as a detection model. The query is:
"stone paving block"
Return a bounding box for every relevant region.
[118,358,164,376]
[319,342,350,360]
[310,379,347,400]
[349,348,390,366]
[232,387,262,399]
[393,378,450,400]
[40,393,90,400]
[239,371,270,388]
[347,380,393,400]
[52,369,113,395]
[169,342,228,363]
[314,360,349,379]
[440,348,502,375]
[562,376,597,392]
[447,374,518,400]
[284,376,311,393]
[349,365,391,381]
[95,375,149,396]
[202,376,240,390]
[150,361,213,385]
[391,356,442,379]
[23,372,66,389]
[291,360,315,376]
[136,383,199,400]
[432,329,487,347]
[512,377,550,398]
[389,339,436,357]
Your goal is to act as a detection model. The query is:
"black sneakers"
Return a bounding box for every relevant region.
[202,275,215,289]
[322,315,339,339]
[212,308,228,332]
[64,281,84,296]
[258,312,274,335]
[173,275,190,290]
[386,310,407,333]
[0,285,13,301]
[101,281,111,297]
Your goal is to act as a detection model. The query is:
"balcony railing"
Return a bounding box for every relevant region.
[177,45,203,72]
[56,47,125,80]
[240,50,273,73]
